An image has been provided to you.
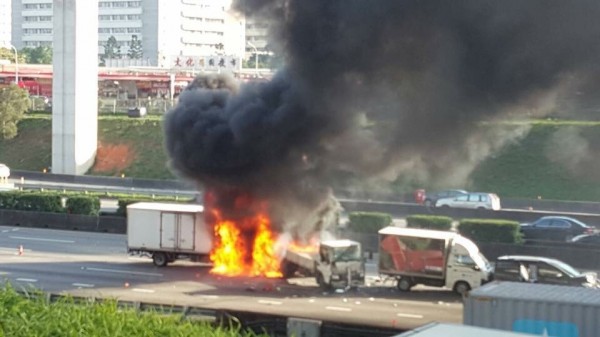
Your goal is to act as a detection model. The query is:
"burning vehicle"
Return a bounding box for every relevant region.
[126,199,364,289]
[161,1,600,292]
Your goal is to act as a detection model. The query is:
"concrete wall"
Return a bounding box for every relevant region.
[52,0,98,175]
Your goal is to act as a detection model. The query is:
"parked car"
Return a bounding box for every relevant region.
[493,255,598,288]
[423,189,468,207]
[435,192,501,210]
[520,216,596,243]
[570,233,600,247]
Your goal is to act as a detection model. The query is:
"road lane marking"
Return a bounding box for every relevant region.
[83,267,163,277]
[258,299,282,305]
[132,288,155,293]
[16,278,37,283]
[72,283,95,288]
[9,236,75,244]
[199,295,220,299]
[396,313,424,319]
[325,306,352,312]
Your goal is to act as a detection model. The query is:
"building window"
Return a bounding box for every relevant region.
[127,1,140,7]
[127,27,141,33]
[40,3,52,9]
[23,4,39,9]
[98,28,111,33]
[205,18,225,24]
[99,2,111,7]
[113,28,126,34]
[39,16,52,22]
[99,15,112,20]
[40,28,52,34]
[127,15,140,20]
[112,15,127,20]
[112,2,126,8]
[24,16,39,22]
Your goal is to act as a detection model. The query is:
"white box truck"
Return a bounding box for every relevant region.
[464,281,600,337]
[126,202,212,267]
[281,239,365,289]
[378,226,492,295]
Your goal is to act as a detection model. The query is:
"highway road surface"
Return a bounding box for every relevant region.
[0,225,462,331]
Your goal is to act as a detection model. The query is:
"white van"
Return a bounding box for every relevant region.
[436,192,501,210]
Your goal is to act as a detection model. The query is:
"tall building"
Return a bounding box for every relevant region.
[10,0,245,67]
[0,0,11,44]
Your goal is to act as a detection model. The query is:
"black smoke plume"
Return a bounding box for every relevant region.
[165,0,600,236]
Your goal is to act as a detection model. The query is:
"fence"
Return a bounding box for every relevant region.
[98,98,177,114]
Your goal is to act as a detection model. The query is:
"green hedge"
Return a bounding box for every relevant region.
[66,196,101,216]
[457,218,522,244]
[348,212,392,233]
[0,191,20,209]
[13,192,64,213]
[406,215,453,231]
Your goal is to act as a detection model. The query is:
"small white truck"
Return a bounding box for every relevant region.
[126,202,212,267]
[281,239,366,289]
[378,226,492,294]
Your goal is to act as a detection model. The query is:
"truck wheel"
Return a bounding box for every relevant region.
[152,252,168,267]
[454,281,470,295]
[397,278,412,292]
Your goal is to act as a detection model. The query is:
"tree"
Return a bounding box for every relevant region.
[0,85,29,140]
[127,35,143,59]
[101,36,121,64]
[0,47,27,64]
[21,46,53,64]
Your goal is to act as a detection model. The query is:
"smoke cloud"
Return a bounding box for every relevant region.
[165,0,600,236]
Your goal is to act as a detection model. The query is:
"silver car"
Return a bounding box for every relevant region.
[436,192,501,210]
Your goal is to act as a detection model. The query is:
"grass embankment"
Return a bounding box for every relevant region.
[0,286,264,337]
[1,115,600,201]
[0,114,174,179]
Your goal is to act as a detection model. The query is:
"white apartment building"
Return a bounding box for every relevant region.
[0,0,11,45]
[10,0,246,67]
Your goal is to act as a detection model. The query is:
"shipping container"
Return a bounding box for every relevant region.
[394,322,536,337]
[464,281,600,337]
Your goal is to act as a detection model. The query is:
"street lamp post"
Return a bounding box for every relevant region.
[7,44,18,85]
[247,41,258,77]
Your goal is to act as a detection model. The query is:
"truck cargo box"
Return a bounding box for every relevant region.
[464,281,600,337]
[127,202,212,254]
[379,227,449,279]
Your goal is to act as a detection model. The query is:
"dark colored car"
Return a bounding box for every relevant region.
[423,189,468,207]
[493,255,597,288]
[570,233,600,247]
[519,216,596,243]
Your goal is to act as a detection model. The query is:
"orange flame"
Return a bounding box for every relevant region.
[209,211,282,278]
[287,240,320,254]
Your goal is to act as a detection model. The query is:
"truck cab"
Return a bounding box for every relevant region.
[315,240,366,289]
[444,236,493,294]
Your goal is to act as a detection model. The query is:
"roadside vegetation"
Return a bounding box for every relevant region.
[0,285,265,337]
[1,114,600,201]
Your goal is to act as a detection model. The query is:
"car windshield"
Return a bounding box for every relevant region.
[549,260,582,277]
